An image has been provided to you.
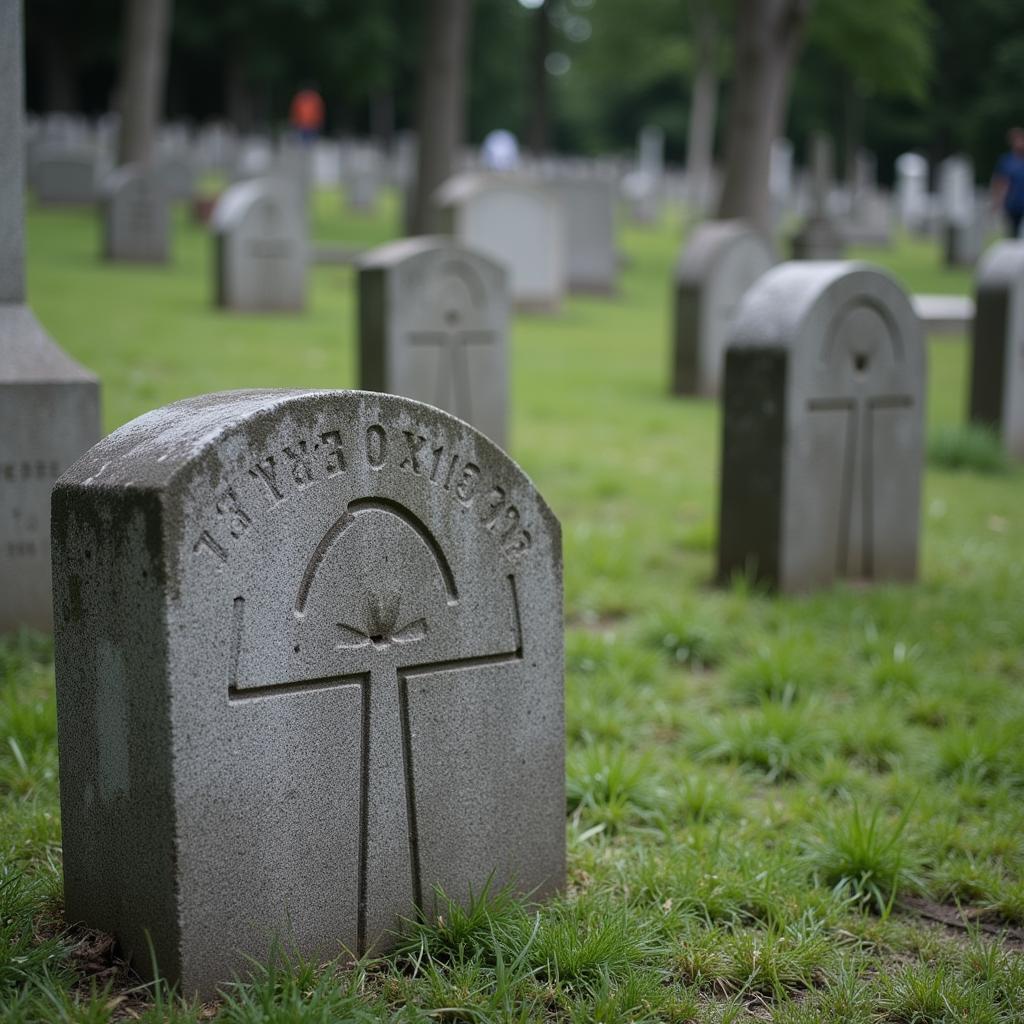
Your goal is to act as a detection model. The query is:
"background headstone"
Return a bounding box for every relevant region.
[358,237,509,446]
[792,134,844,259]
[435,174,565,313]
[53,389,564,997]
[969,241,1024,459]
[32,145,101,205]
[895,152,929,233]
[548,178,617,294]
[101,164,170,263]
[1,0,101,633]
[671,220,774,397]
[718,261,925,592]
[211,178,307,312]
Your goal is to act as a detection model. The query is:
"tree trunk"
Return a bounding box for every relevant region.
[526,0,550,156]
[685,0,719,212]
[842,76,863,188]
[116,0,172,166]
[409,0,473,235]
[716,0,811,233]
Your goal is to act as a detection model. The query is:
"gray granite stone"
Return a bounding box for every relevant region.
[101,164,170,263]
[53,389,564,998]
[435,174,565,313]
[672,220,774,397]
[0,0,101,633]
[358,238,509,447]
[549,179,617,294]
[718,261,925,593]
[211,178,307,311]
[32,146,101,205]
[912,293,974,335]
[969,241,1024,459]
[792,134,845,260]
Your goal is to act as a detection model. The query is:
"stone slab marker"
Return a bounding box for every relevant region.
[549,179,617,294]
[672,220,774,397]
[792,134,844,260]
[718,262,925,592]
[1,0,100,633]
[969,241,1024,459]
[358,238,509,447]
[101,164,170,263]
[53,389,564,998]
[435,174,565,313]
[211,178,307,311]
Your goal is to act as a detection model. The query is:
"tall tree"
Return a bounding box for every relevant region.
[116,0,172,165]
[409,0,473,234]
[685,0,720,210]
[526,0,551,155]
[716,0,811,232]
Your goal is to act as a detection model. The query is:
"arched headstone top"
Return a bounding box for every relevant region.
[976,239,1024,289]
[357,235,505,280]
[674,220,774,286]
[210,177,301,234]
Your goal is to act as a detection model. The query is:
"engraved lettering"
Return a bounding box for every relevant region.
[504,530,532,559]
[216,487,252,538]
[249,457,285,505]
[442,453,460,490]
[455,463,481,504]
[194,530,229,563]
[320,430,346,476]
[429,446,445,482]
[366,425,388,468]
[498,505,521,538]
[480,487,506,528]
[400,432,427,474]
[283,440,316,488]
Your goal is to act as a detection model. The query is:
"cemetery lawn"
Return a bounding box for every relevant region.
[3,192,1023,1022]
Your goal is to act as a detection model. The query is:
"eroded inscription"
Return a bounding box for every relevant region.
[192,422,532,565]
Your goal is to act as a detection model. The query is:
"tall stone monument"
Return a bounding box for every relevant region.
[53,389,564,998]
[792,134,844,260]
[1,0,100,633]
[671,220,774,397]
[211,178,307,312]
[101,164,170,263]
[358,237,509,447]
[969,241,1024,459]
[718,262,925,593]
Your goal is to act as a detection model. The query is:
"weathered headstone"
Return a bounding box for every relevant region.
[548,179,617,295]
[939,155,979,268]
[672,221,774,397]
[157,151,196,202]
[969,241,1024,459]
[718,262,925,592]
[792,134,844,259]
[53,389,564,997]
[435,174,565,313]
[358,238,509,446]
[895,152,929,233]
[1,0,100,632]
[101,165,170,263]
[32,145,100,205]
[211,178,307,312]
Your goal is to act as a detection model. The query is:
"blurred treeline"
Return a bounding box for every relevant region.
[24,0,1024,182]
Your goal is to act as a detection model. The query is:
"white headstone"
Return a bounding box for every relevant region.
[548,179,617,294]
[101,165,170,263]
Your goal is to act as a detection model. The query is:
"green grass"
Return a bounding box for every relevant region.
[4,194,1024,1020]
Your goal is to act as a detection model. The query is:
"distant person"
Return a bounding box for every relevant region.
[289,86,325,145]
[992,127,1024,237]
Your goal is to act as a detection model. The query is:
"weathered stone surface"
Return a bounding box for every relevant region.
[549,179,617,294]
[358,238,509,447]
[718,262,925,593]
[969,241,1024,459]
[53,389,564,998]
[211,178,307,311]
[435,174,565,313]
[0,0,101,633]
[32,146,100,205]
[671,220,774,397]
[101,164,170,263]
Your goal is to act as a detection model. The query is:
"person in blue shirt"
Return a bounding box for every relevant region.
[992,127,1024,237]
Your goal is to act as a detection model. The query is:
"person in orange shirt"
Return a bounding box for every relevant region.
[289,85,325,145]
